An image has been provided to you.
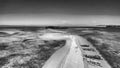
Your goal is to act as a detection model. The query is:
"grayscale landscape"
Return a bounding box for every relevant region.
[1,0,120,68]
[0,26,120,68]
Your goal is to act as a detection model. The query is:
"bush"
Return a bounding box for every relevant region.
[86,37,120,68]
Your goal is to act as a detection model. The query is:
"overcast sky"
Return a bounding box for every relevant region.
[0,0,120,26]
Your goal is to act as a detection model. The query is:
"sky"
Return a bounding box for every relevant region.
[0,0,120,26]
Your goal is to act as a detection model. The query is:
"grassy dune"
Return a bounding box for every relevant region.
[81,30,120,68]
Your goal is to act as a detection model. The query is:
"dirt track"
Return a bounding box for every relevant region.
[39,32,111,68]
